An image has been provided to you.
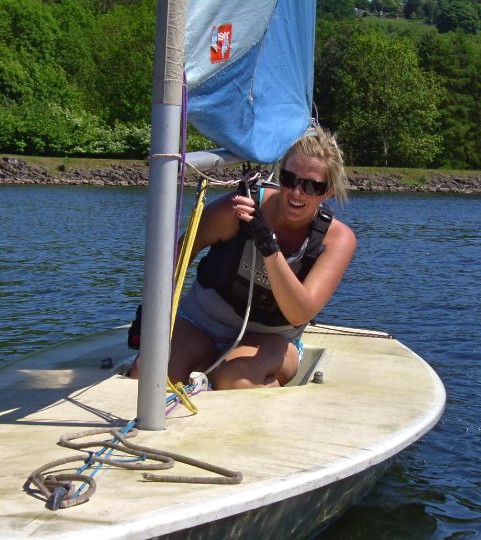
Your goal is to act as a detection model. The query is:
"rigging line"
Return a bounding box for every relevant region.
[204,178,258,376]
[71,379,202,499]
[204,242,256,376]
[71,419,138,499]
[166,177,207,414]
[309,324,393,339]
[148,152,245,187]
[174,71,190,267]
[71,380,200,498]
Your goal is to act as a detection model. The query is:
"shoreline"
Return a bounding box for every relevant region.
[1,156,481,193]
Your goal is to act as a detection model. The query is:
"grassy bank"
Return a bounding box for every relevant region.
[1,154,148,176]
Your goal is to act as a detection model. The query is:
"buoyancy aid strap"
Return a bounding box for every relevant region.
[300,204,333,274]
[310,204,333,238]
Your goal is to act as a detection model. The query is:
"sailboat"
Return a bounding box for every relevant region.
[0,1,445,539]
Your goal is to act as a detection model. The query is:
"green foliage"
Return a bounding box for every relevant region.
[402,0,481,32]
[371,0,404,17]
[316,25,442,166]
[0,97,151,156]
[355,0,371,10]
[435,0,480,34]
[358,15,435,39]
[89,0,156,123]
[186,126,217,153]
[86,0,140,14]
[0,0,59,62]
[50,0,96,79]
[0,45,31,102]
[404,0,437,22]
[417,30,481,168]
[0,1,480,168]
[317,0,355,20]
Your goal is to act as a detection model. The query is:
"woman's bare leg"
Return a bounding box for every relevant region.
[129,316,218,383]
[209,333,299,390]
[168,316,218,384]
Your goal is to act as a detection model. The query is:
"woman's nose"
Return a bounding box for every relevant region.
[292,183,304,196]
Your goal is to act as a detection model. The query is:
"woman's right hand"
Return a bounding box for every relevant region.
[231,194,255,222]
[233,195,280,257]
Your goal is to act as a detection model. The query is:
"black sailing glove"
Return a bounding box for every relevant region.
[241,205,280,257]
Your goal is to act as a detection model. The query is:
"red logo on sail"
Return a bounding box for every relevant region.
[210,23,232,64]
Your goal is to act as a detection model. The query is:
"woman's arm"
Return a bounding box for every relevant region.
[233,194,356,326]
[186,192,240,261]
[263,220,356,326]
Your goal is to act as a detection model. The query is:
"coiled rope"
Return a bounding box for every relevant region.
[25,425,242,510]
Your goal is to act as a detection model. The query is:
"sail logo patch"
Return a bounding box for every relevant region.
[210,23,232,63]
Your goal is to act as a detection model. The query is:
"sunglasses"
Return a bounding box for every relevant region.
[279,168,329,197]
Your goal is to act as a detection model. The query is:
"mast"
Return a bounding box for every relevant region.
[137,0,186,430]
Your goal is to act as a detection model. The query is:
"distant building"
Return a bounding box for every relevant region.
[354,8,370,17]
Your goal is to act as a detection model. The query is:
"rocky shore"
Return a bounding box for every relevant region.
[1,156,481,193]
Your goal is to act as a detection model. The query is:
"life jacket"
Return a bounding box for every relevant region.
[197,183,333,326]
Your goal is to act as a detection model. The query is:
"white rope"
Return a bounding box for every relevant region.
[147,154,266,377]
[204,179,258,375]
[148,152,272,188]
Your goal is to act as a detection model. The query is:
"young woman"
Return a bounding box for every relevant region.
[131,127,356,389]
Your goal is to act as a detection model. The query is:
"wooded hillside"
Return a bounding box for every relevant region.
[1,0,480,169]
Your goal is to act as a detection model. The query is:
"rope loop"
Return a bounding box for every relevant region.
[25,426,242,510]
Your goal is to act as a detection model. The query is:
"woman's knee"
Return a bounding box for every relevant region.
[210,335,295,389]
[169,317,217,383]
[211,362,277,390]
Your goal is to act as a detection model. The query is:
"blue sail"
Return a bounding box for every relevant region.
[185,0,316,164]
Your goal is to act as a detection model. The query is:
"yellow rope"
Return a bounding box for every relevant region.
[171,179,208,324]
[165,178,209,414]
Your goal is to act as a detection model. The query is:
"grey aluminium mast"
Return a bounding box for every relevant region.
[136,1,186,430]
[136,1,245,431]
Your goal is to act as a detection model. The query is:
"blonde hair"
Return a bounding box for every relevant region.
[280,127,349,204]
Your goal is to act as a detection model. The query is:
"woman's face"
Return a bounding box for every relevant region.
[278,154,331,226]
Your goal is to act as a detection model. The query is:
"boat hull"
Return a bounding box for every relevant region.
[0,324,445,539]
[162,461,389,540]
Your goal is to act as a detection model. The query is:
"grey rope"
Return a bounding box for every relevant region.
[25,427,242,510]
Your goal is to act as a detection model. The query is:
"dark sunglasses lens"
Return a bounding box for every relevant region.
[279,169,297,188]
[280,169,328,196]
[303,180,328,196]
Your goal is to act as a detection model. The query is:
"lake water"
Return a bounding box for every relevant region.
[1,185,480,539]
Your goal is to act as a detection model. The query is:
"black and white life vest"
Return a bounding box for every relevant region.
[197,184,333,326]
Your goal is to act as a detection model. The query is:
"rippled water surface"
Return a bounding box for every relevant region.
[1,185,480,538]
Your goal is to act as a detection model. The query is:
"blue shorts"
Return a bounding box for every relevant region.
[177,307,304,362]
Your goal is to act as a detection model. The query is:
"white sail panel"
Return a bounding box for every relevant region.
[185,0,316,164]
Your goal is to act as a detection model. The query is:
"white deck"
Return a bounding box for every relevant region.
[0,325,445,539]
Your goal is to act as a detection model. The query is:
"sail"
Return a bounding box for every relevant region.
[185,0,316,164]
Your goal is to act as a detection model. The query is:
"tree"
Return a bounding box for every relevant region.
[51,1,96,79]
[418,30,481,168]
[89,0,156,124]
[319,31,442,166]
[317,0,355,20]
[355,0,371,10]
[404,0,425,19]
[422,0,438,24]
[371,0,403,16]
[0,0,59,62]
[435,0,480,34]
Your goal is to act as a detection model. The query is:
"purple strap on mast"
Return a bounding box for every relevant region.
[173,71,189,271]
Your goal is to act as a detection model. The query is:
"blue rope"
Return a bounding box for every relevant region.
[73,419,137,498]
[72,385,198,498]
